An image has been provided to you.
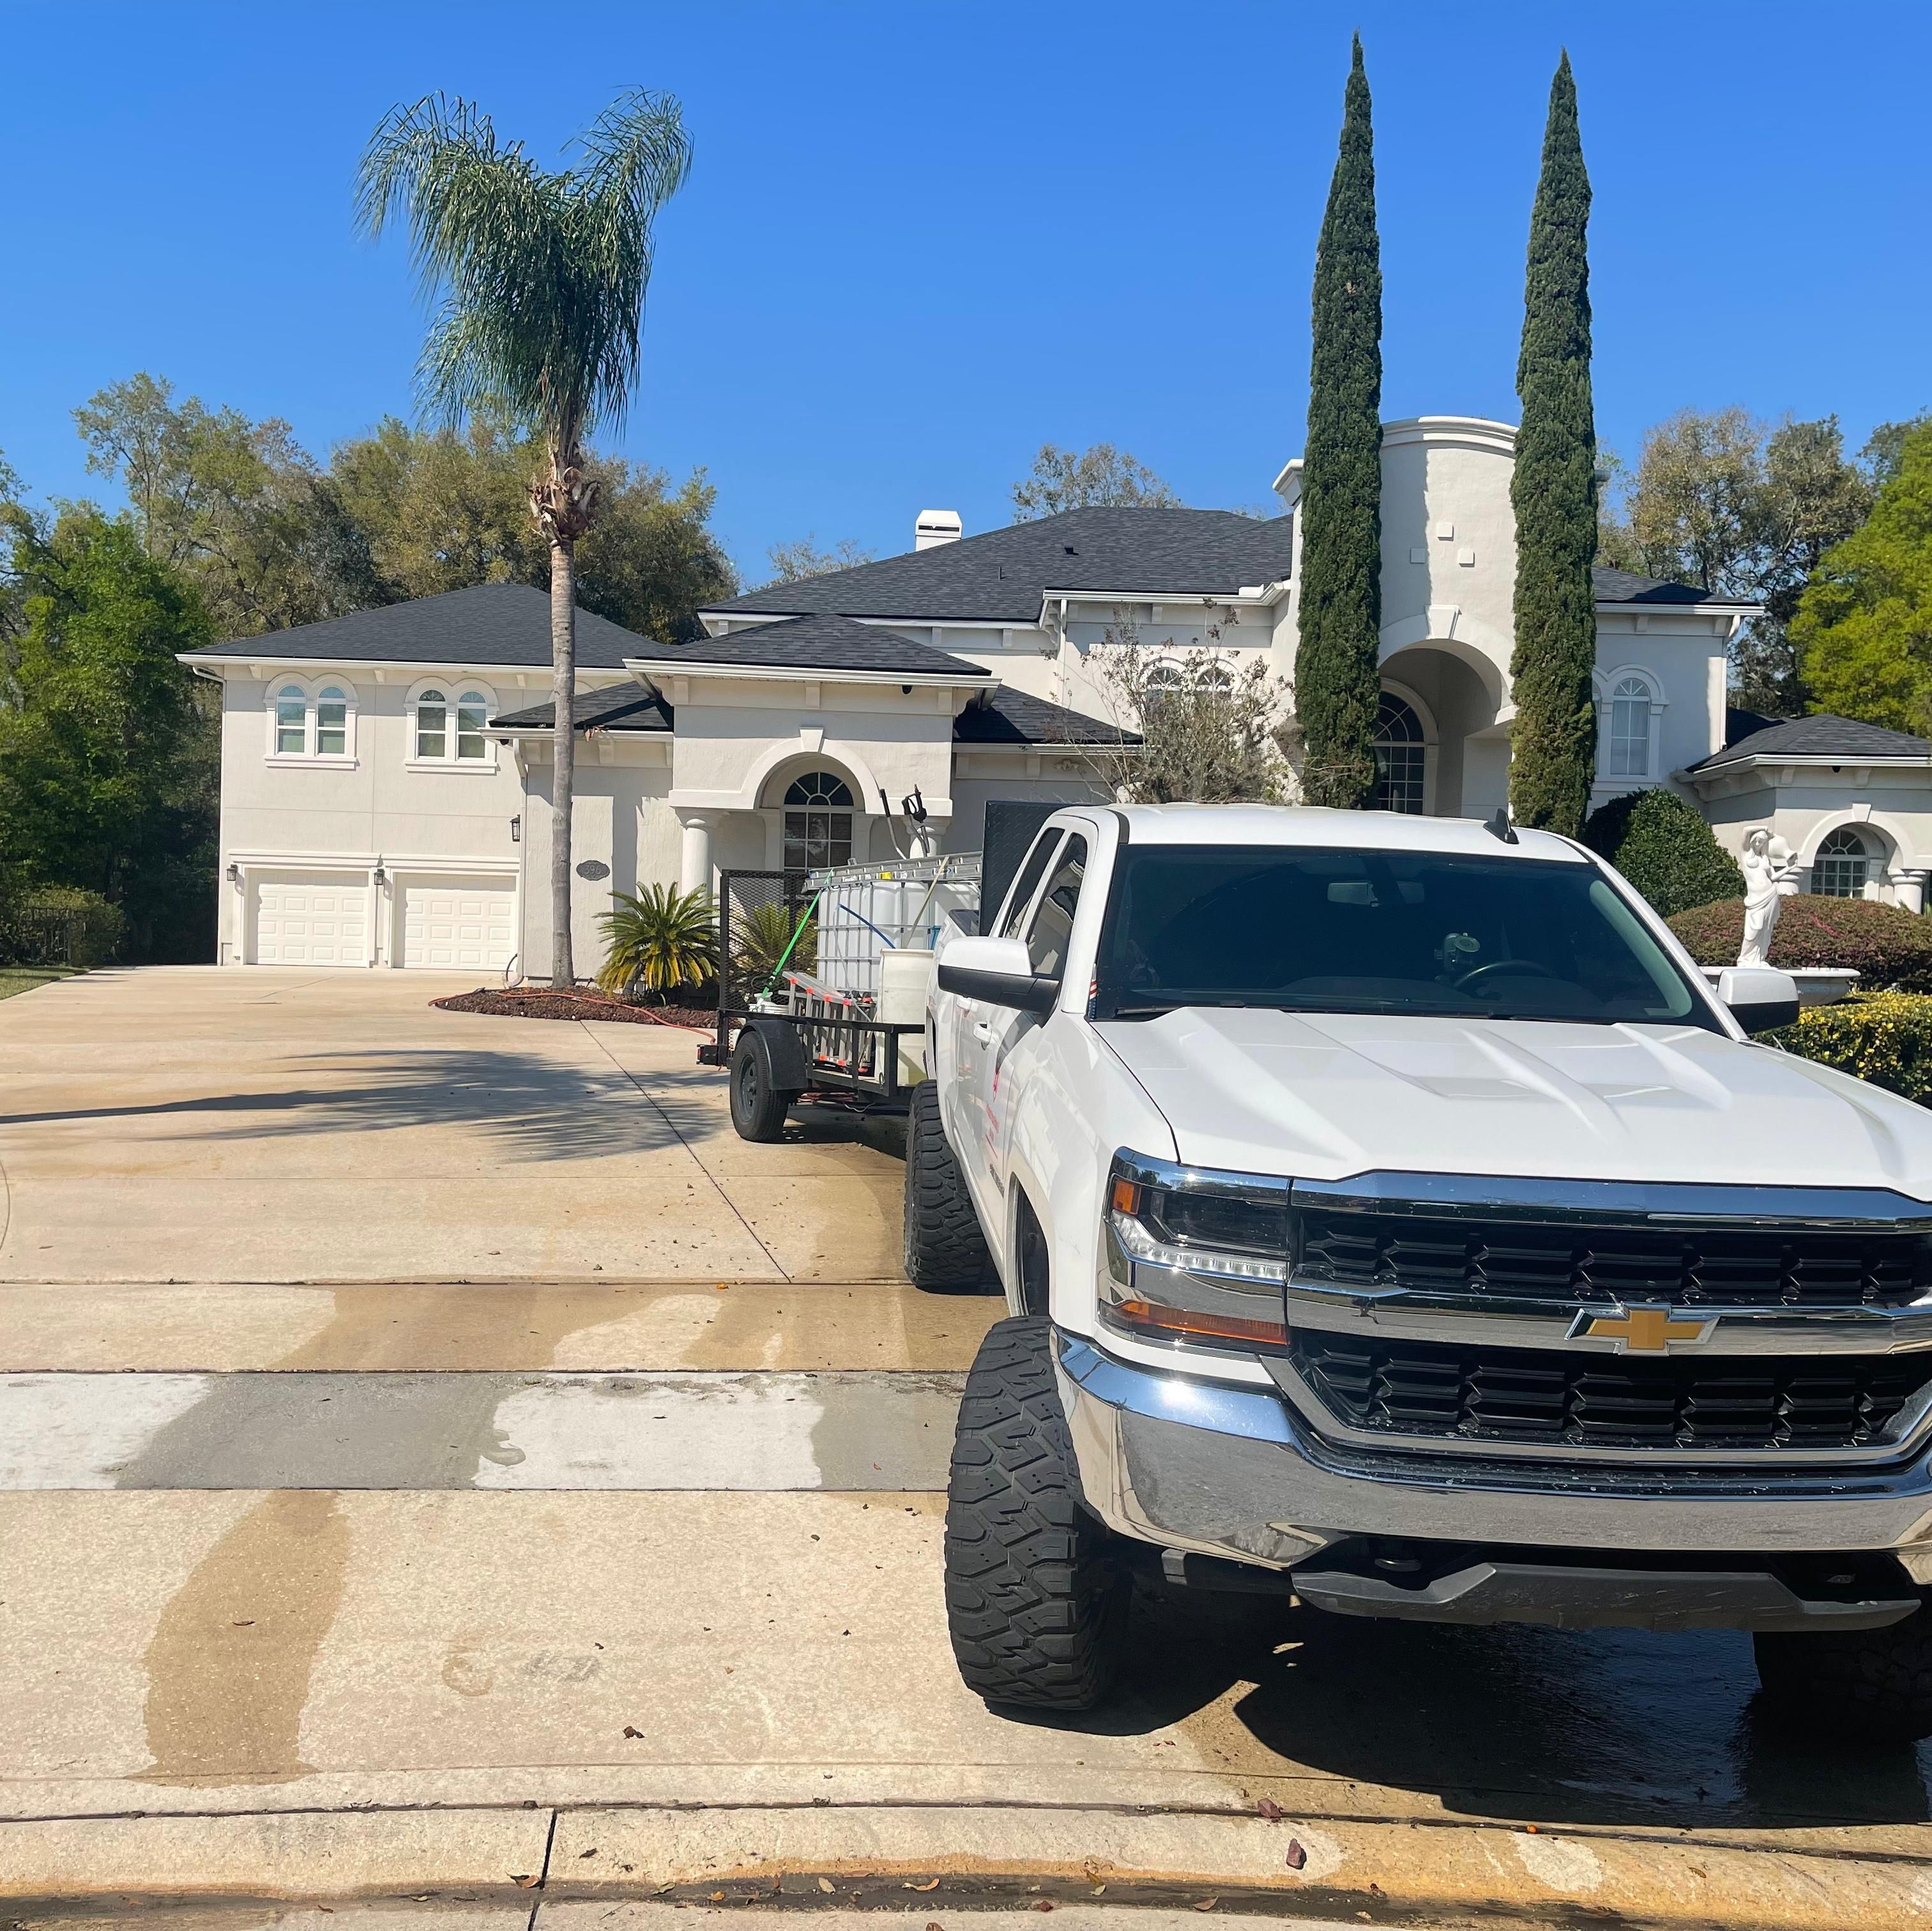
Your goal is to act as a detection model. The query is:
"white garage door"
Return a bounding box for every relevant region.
[401,874,517,971]
[250,872,370,966]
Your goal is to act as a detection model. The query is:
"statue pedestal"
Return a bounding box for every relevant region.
[1700,966,1859,1008]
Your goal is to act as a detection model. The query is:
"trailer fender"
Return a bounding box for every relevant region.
[742,1015,810,1092]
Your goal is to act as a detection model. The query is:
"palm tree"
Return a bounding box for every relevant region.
[357,90,692,987]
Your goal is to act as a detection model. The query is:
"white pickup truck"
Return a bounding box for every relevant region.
[908,802,1932,1736]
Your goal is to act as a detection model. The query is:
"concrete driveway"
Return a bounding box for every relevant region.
[0,967,904,1285]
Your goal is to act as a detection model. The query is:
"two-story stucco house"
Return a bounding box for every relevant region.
[183,413,1932,974]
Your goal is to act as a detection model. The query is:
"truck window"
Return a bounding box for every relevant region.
[1026,837,1088,978]
[996,831,1063,939]
[1092,844,1713,1029]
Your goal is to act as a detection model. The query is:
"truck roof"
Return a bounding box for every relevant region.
[1103,803,1585,861]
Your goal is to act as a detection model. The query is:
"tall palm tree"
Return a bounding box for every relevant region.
[357,90,692,986]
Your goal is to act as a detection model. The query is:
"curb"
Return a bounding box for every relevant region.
[6,1802,1932,1929]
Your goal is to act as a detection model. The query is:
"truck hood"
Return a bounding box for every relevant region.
[1096,1007,1932,1193]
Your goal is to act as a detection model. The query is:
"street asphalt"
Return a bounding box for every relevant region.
[4,967,1932,1927]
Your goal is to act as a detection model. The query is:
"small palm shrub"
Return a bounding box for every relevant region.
[1581,789,1744,918]
[1768,994,1932,1106]
[1668,895,1932,994]
[731,898,816,995]
[596,885,719,997]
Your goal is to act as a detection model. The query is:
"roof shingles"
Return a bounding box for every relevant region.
[630,612,988,678]
[1688,715,1932,774]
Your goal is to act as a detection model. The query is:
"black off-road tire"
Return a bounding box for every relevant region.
[902,1080,994,1290]
[1754,1600,1932,1743]
[944,1315,1129,1710]
[729,1029,795,1142]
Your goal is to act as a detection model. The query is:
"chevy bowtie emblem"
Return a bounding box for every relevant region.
[1569,1305,1714,1352]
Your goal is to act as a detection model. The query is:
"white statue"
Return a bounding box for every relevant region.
[1738,828,1799,969]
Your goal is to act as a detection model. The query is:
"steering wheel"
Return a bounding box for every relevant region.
[1454,958,1562,993]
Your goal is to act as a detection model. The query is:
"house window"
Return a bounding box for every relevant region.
[415,690,448,761]
[783,770,855,872]
[1813,826,1873,898]
[457,690,488,761]
[1373,692,1427,814]
[275,685,308,755]
[317,686,349,757]
[1608,675,1654,779]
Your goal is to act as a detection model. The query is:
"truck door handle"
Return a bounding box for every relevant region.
[972,1019,994,1042]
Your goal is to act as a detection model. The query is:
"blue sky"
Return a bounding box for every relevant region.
[3,1,1926,584]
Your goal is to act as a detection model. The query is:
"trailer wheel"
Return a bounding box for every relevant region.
[903,1080,994,1289]
[945,1315,1128,1710]
[729,1028,796,1142]
[1754,1602,1932,1742]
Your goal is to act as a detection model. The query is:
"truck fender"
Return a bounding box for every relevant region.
[741,1015,810,1092]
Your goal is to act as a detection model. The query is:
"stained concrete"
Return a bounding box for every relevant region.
[0,969,906,1284]
[0,1369,962,1489]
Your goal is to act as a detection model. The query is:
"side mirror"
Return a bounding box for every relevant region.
[1717,966,1802,1035]
[936,934,1061,1017]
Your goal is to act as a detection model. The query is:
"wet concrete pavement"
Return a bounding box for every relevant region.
[5,971,1932,1921]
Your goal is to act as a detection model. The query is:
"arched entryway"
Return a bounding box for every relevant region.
[1374,643,1507,819]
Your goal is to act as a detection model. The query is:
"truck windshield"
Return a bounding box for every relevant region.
[1093,845,1711,1027]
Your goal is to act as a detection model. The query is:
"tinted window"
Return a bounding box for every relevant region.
[1095,845,1708,1028]
[996,831,1063,939]
[1026,837,1088,978]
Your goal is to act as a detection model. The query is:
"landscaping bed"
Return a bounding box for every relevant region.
[433,986,717,1032]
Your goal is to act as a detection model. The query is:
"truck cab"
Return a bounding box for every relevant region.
[909,803,1932,1737]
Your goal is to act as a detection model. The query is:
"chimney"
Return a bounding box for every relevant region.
[915,508,963,551]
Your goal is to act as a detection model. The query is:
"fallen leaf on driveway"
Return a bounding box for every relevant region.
[1029,1903,1054,1913]
[818,1879,835,1893]
[511,1875,539,1889]
[1256,1798,1282,1821]
[1192,1900,1218,1913]
[1284,1840,1307,1871]
[623,1725,644,1738]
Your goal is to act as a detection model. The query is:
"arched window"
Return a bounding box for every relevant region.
[783,769,855,872]
[456,690,488,761]
[415,689,448,761]
[316,685,349,757]
[1143,660,1185,709]
[275,684,308,755]
[1814,825,1873,898]
[1372,692,1427,814]
[1607,675,1655,779]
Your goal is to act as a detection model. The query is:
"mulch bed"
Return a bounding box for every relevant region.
[433,987,719,1033]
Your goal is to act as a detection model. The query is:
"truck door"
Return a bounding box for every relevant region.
[978,832,1088,1201]
[952,828,1061,1192]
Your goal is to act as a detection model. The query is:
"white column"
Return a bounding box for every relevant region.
[1893,870,1926,916]
[678,811,717,896]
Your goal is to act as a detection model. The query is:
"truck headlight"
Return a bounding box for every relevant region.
[1099,1153,1289,1352]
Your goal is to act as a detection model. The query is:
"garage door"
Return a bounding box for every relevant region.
[401,874,517,971]
[250,872,370,966]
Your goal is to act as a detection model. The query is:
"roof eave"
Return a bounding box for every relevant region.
[624,657,995,688]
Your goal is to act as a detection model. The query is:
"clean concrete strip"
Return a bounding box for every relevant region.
[549,1805,1932,1930]
[0,1370,962,1489]
[0,1806,552,1900]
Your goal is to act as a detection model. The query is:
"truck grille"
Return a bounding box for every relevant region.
[1289,1333,1932,1451]
[1295,1210,1932,1310]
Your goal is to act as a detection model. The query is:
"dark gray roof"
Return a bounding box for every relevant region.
[1687,714,1932,774]
[185,583,657,670]
[1591,566,1755,607]
[635,612,987,679]
[954,688,1137,747]
[705,508,1298,625]
[489,686,671,734]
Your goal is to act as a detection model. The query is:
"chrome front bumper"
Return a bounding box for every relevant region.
[1054,1329,1932,1571]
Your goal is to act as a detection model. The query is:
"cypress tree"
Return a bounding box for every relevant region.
[1295,35,1382,810]
[1509,52,1599,834]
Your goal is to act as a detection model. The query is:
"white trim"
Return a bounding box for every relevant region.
[627,657,993,690]
[264,754,360,771]
[181,652,633,683]
[1595,665,1666,785]
[406,676,500,771]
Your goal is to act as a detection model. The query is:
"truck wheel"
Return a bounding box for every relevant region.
[903,1080,994,1290]
[944,1315,1128,1711]
[729,1029,795,1142]
[1754,1602,1932,1743]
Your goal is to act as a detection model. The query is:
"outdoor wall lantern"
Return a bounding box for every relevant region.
[224,861,241,886]
[510,814,522,843]
[373,864,388,888]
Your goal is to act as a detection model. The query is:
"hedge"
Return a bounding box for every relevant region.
[0,886,123,969]
[1581,788,1745,918]
[1768,994,1932,1106]
[1667,893,1932,995]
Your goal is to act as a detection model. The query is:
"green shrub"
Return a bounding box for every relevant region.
[1581,788,1744,917]
[1668,894,1932,994]
[595,885,719,997]
[0,885,124,968]
[1768,993,1932,1105]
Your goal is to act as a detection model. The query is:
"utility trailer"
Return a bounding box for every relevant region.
[709,853,982,1140]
